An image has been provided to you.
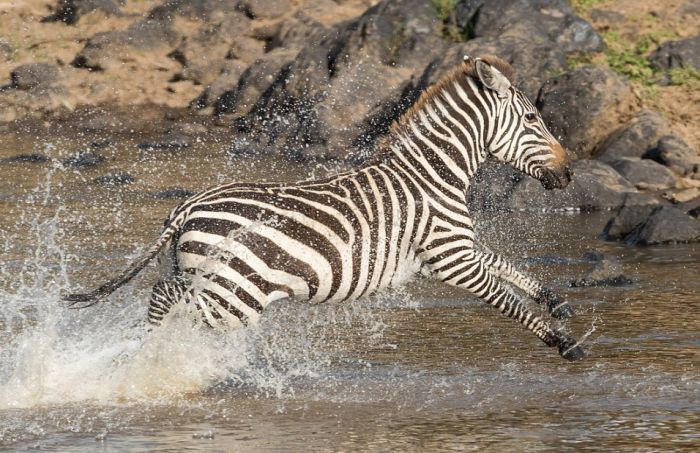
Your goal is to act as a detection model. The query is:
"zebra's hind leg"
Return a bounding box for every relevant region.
[148,275,191,326]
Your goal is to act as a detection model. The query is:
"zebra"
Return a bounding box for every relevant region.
[64,55,584,361]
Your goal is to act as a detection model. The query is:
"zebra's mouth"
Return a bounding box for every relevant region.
[540,166,572,190]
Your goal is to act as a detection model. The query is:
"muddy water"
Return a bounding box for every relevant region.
[0,137,698,451]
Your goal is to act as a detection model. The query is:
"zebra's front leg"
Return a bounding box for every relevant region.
[473,250,575,320]
[427,254,584,361]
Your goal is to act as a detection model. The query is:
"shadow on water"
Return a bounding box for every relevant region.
[0,139,698,450]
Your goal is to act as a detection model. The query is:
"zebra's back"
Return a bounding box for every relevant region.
[173,169,424,325]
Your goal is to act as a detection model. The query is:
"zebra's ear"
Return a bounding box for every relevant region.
[475,59,511,96]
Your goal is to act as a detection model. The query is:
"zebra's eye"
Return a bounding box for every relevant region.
[524,113,537,123]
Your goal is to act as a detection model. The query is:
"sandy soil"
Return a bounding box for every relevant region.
[579,0,700,151]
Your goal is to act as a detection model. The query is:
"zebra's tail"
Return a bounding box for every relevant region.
[62,217,182,309]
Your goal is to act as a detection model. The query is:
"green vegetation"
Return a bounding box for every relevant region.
[602,31,656,82]
[432,0,458,22]
[431,0,468,43]
[668,67,700,87]
[566,53,594,70]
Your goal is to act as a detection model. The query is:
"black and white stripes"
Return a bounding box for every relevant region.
[65,55,584,361]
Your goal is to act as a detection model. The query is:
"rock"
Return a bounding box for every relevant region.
[508,160,637,211]
[536,65,638,160]
[610,157,677,189]
[467,159,523,212]
[266,11,327,52]
[89,138,114,149]
[595,110,670,164]
[1,153,49,164]
[137,132,192,150]
[190,61,248,110]
[227,136,276,157]
[424,36,568,100]
[148,0,239,21]
[10,63,60,90]
[473,0,604,55]
[43,0,125,25]
[662,188,700,204]
[153,188,194,199]
[236,0,291,19]
[73,19,179,71]
[602,202,662,240]
[167,11,252,86]
[624,206,700,245]
[689,207,700,218]
[0,38,13,61]
[63,150,106,168]
[570,252,632,287]
[236,0,448,160]
[644,134,700,176]
[94,172,134,186]
[214,49,297,117]
[649,35,700,70]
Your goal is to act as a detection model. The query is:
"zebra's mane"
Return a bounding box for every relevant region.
[389,55,515,135]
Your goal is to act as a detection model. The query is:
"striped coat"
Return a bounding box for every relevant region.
[65,55,585,361]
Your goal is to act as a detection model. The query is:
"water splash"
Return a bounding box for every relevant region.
[0,165,391,411]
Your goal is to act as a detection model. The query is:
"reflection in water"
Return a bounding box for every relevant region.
[0,140,698,450]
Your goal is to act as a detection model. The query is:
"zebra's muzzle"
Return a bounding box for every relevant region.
[540,166,572,190]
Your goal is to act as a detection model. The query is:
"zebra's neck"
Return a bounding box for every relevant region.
[378,74,497,202]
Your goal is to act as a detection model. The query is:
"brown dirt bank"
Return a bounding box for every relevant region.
[0,0,698,158]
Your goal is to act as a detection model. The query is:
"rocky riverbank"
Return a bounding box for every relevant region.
[1,0,699,243]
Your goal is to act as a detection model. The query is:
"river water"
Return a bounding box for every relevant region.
[0,136,698,451]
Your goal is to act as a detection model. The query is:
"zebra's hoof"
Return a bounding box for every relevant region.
[551,302,575,320]
[558,341,585,361]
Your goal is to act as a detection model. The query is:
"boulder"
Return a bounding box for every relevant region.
[602,202,662,240]
[94,172,134,186]
[153,188,195,199]
[236,0,292,19]
[10,63,60,91]
[595,110,670,164]
[0,38,12,61]
[423,36,568,100]
[536,65,638,160]
[73,19,180,71]
[610,158,677,189]
[508,159,637,211]
[570,251,632,287]
[235,0,448,160]
[623,206,700,245]
[63,150,106,169]
[467,159,523,212]
[190,61,248,110]
[43,0,125,25]
[643,134,700,176]
[472,0,603,55]
[167,12,252,86]
[214,49,297,117]
[0,153,49,164]
[649,35,700,70]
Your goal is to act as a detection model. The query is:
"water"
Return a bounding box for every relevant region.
[0,137,698,451]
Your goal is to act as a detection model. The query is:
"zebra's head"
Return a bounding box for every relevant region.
[472,57,572,190]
